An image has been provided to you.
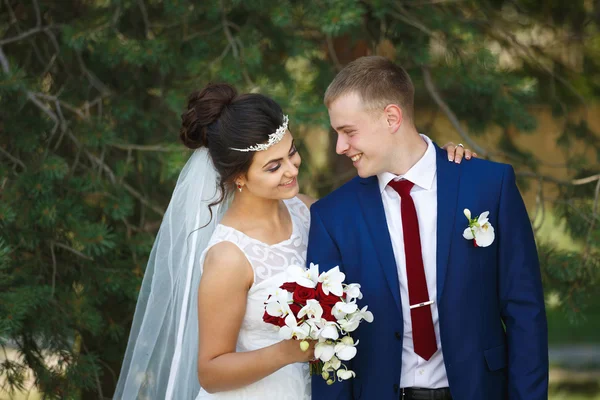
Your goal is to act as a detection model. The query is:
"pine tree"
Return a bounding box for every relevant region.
[0,0,598,398]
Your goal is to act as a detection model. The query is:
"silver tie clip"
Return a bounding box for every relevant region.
[409,300,435,309]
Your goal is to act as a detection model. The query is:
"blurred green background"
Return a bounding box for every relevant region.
[1,0,599,399]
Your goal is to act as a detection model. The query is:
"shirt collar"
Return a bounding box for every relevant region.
[377,134,437,194]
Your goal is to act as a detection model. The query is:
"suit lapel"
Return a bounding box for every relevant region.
[435,145,461,303]
[357,176,402,315]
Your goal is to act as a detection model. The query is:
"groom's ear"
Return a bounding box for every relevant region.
[383,104,403,133]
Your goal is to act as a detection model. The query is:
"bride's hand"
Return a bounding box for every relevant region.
[278,339,317,364]
[442,142,477,163]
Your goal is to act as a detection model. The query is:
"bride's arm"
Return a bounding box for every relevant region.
[197,241,314,393]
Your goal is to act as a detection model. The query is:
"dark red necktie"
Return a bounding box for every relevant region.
[389,179,437,361]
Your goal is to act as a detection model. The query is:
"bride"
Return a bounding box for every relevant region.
[113,83,472,399]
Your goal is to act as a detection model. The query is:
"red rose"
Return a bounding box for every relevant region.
[316,283,342,305]
[289,303,302,320]
[280,282,297,292]
[321,304,336,322]
[263,311,286,327]
[293,286,317,305]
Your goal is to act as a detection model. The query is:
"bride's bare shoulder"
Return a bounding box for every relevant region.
[203,242,252,282]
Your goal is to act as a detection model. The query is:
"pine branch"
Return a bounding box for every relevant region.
[108,143,182,152]
[50,242,57,298]
[220,0,254,87]
[326,34,342,71]
[421,66,489,156]
[209,43,232,66]
[518,172,600,187]
[32,93,86,119]
[405,0,464,5]
[0,146,26,171]
[391,2,588,114]
[32,0,41,28]
[1,46,63,131]
[390,5,436,37]
[137,0,151,39]
[462,6,589,110]
[83,146,165,217]
[0,47,8,73]
[572,174,600,185]
[552,198,600,224]
[531,177,545,233]
[75,51,110,95]
[183,25,221,41]
[53,242,94,261]
[9,55,165,220]
[3,0,20,32]
[0,0,54,45]
[0,26,56,46]
[583,178,600,260]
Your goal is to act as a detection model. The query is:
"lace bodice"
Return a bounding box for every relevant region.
[195,197,311,400]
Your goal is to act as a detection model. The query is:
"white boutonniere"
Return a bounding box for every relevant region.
[462,209,495,247]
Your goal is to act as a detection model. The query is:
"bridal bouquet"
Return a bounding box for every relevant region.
[263,263,373,385]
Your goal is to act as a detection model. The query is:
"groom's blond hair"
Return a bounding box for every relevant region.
[324,56,415,120]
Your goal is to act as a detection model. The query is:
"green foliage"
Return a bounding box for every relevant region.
[0,0,599,398]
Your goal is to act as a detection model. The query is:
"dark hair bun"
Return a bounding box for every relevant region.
[180,83,238,149]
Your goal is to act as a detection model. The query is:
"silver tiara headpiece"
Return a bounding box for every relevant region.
[230,115,289,152]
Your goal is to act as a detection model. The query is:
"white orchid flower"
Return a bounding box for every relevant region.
[266,287,293,303]
[265,297,291,318]
[335,340,358,361]
[264,289,292,317]
[279,314,308,340]
[287,263,319,288]
[323,355,342,372]
[462,227,475,240]
[302,318,321,340]
[478,211,489,225]
[343,283,363,301]
[298,299,324,320]
[266,285,291,298]
[338,317,360,333]
[355,305,374,323]
[475,224,495,246]
[336,368,356,381]
[318,266,345,296]
[340,336,354,345]
[473,211,495,247]
[332,300,358,320]
[338,306,372,332]
[318,322,340,341]
[315,341,336,362]
[462,209,495,247]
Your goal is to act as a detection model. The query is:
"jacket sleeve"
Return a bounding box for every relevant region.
[497,165,548,399]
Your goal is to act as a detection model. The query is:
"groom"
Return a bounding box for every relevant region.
[307,56,548,400]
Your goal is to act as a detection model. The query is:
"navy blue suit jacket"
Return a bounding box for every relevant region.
[308,145,548,399]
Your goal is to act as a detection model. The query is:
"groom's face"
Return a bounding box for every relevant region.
[328,92,391,178]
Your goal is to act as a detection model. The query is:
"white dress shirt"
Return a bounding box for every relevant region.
[377,135,449,389]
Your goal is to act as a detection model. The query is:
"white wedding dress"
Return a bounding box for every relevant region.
[195,197,311,400]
